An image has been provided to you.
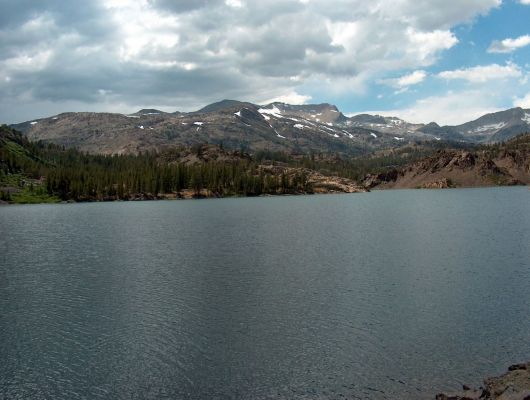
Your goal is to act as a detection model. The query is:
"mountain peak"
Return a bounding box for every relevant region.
[10,100,530,156]
[425,122,440,128]
[197,99,253,113]
[134,109,165,115]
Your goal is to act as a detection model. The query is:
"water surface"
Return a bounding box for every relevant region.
[1,187,529,399]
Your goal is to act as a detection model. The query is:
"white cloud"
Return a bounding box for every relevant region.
[262,91,312,105]
[359,90,502,125]
[488,35,530,53]
[1,50,53,72]
[398,70,428,86]
[438,63,523,83]
[374,0,501,29]
[405,28,458,64]
[519,0,530,4]
[514,93,530,108]
[225,0,243,7]
[0,0,503,121]
[379,70,427,88]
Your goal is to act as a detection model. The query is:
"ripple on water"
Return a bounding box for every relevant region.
[0,189,529,399]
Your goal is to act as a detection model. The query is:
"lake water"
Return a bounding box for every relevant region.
[1,187,529,399]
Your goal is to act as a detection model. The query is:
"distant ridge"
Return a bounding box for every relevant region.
[363,133,530,189]
[133,109,167,116]
[9,100,530,155]
[196,99,254,113]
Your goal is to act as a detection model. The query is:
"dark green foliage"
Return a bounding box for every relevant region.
[0,125,314,201]
[479,133,530,159]
[3,123,526,204]
[254,139,476,181]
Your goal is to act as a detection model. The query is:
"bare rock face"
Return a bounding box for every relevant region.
[435,362,530,400]
[258,165,368,194]
[477,159,501,175]
[420,178,454,189]
[364,134,530,189]
[448,151,476,169]
[362,169,399,188]
[307,172,368,193]
[10,102,416,156]
[419,107,530,143]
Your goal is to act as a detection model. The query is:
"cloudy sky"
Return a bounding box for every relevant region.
[1,0,529,124]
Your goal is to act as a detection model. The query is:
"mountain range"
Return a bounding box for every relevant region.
[10,100,530,155]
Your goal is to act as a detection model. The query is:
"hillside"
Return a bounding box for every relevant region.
[416,107,530,143]
[363,134,530,189]
[0,125,367,204]
[11,100,530,157]
[2,124,528,204]
[9,101,450,156]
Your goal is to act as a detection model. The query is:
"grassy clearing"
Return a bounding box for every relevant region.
[9,187,60,204]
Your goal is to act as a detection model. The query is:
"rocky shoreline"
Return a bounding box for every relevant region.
[436,362,530,400]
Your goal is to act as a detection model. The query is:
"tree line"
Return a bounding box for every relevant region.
[0,126,312,201]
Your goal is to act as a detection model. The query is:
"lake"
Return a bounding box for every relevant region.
[1,187,529,399]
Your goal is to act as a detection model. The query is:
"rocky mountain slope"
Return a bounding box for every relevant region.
[417,107,530,143]
[0,125,367,204]
[363,134,530,189]
[349,113,426,137]
[11,101,530,156]
[8,100,440,155]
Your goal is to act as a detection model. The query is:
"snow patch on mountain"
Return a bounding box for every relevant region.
[258,106,282,119]
[470,122,506,133]
[523,113,530,124]
[321,126,336,133]
[268,122,285,138]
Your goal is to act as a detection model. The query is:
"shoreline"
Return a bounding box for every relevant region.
[435,362,530,400]
[1,184,527,206]
[0,187,367,205]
